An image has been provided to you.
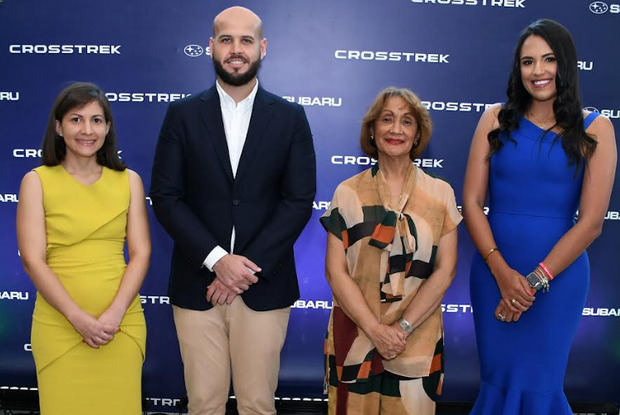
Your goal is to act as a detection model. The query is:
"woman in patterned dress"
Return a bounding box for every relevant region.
[321,87,462,415]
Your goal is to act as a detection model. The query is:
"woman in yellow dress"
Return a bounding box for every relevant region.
[16,82,150,414]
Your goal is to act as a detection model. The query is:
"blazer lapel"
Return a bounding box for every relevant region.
[200,87,234,182]
[235,88,274,182]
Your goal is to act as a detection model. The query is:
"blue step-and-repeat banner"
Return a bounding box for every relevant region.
[1,0,618,410]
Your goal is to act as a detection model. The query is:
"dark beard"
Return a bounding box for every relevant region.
[212,57,261,87]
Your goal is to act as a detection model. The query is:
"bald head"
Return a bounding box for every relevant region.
[209,6,267,90]
[213,6,263,39]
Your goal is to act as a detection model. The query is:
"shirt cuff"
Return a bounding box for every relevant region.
[203,246,229,272]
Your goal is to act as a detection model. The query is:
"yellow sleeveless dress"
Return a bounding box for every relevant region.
[31,165,146,415]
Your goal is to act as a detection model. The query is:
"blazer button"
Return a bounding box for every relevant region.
[232,199,240,206]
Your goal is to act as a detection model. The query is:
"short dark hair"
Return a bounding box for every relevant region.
[489,19,596,165]
[41,82,126,171]
[360,87,432,161]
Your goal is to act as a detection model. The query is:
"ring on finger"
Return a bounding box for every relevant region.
[511,298,519,306]
[497,312,506,321]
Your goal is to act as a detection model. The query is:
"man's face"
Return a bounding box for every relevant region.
[209,13,266,87]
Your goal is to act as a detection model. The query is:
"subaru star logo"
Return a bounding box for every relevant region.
[184,44,204,57]
[589,1,609,14]
[583,106,600,113]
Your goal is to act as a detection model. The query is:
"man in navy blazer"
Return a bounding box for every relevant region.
[150,6,316,415]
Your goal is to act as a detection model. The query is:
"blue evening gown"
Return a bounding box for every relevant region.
[469,112,599,414]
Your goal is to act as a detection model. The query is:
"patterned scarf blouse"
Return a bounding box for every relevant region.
[320,163,462,395]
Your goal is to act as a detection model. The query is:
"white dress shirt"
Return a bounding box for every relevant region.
[203,80,259,271]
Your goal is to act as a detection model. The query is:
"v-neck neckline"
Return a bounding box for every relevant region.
[60,164,106,187]
[521,116,560,136]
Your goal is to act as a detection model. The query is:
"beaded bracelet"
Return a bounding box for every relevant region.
[532,266,550,292]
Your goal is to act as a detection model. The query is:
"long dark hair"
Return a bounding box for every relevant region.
[488,19,596,166]
[41,82,126,171]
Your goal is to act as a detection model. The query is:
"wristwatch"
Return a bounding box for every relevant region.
[398,318,414,335]
[525,272,543,291]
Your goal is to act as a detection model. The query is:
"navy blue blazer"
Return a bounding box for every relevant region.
[150,86,316,311]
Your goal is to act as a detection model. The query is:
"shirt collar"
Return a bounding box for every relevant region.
[215,79,259,110]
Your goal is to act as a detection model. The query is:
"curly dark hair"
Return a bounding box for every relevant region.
[41,82,126,171]
[488,19,596,167]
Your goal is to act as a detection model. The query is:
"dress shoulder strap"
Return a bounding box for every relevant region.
[584,111,599,130]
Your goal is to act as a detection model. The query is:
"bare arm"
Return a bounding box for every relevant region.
[462,105,535,314]
[97,170,151,331]
[17,171,114,348]
[395,228,458,334]
[325,233,405,359]
[541,116,617,276]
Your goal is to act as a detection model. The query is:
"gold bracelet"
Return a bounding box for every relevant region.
[483,247,499,262]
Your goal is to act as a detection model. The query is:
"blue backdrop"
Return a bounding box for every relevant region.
[1,0,619,411]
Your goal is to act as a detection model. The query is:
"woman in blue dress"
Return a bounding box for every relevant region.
[463,19,616,414]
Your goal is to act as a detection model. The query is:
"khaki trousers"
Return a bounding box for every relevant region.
[173,297,291,415]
